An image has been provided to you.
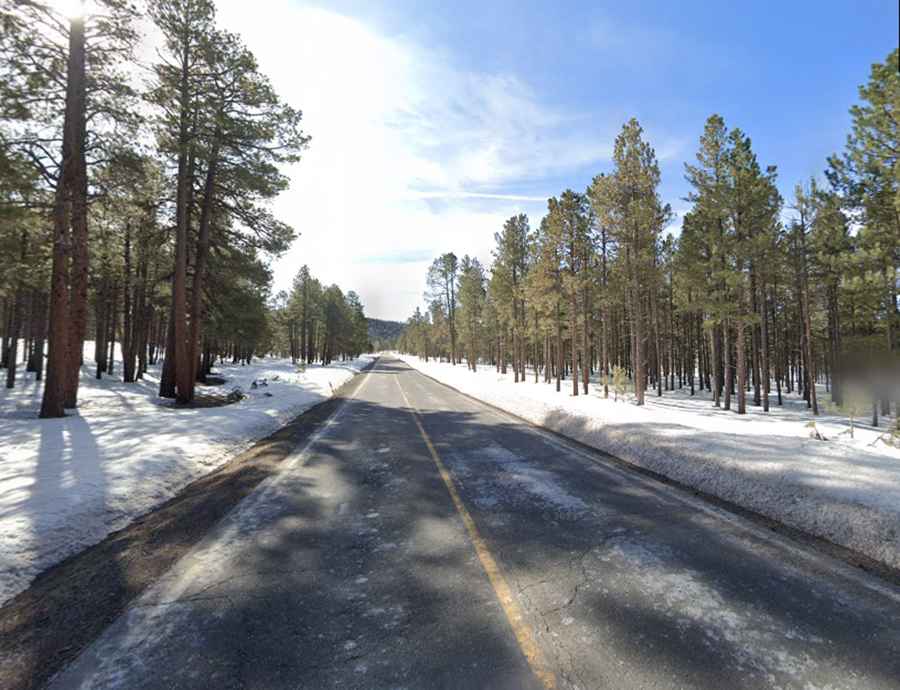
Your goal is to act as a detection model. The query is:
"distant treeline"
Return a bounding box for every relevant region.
[268,266,370,365]
[399,51,900,428]
[367,318,405,350]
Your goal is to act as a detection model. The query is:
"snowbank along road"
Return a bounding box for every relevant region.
[49,357,900,689]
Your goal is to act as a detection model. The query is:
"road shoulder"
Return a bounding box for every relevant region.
[398,356,900,589]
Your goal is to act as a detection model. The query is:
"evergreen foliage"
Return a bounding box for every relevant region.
[399,51,900,427]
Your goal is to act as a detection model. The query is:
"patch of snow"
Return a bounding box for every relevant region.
[596,534,821,683]
[396,354,900,571]
[452,442,588,518]
[0,344,373,605]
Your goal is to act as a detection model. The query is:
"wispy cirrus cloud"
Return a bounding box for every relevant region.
[360,250,435,264]
[403,191,549,202]
[213,1,681,319]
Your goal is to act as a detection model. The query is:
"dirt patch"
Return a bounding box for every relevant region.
[0,363,373,690]
[184,389,246,408]
[154,388,245,409]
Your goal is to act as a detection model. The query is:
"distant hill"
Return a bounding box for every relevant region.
[367,318,405,346]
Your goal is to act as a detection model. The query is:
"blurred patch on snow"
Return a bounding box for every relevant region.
[397,354,900,571]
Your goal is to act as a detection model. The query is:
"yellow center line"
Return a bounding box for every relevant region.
[394,374,558,690]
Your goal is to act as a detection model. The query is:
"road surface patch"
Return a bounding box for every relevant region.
[394,373,558,690]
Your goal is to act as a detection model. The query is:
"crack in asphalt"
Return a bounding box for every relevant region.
[504,545,600,690]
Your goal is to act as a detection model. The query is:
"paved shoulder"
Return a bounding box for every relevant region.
[397,358,900,689]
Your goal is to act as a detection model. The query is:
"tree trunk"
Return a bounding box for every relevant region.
[801,278,818,416]
[160,302,177,397]
[736,319,747,414]
[5,289,21,389]
[723,321,732,410]
[571,296,578,397]
[95,281,107,379]
[107,284,118,376]
[708,327,718,406]
[760,283,771,412]
[62,15,89,409]
[122,223,135,382]
[750,268,761,406]
[634,291,645,406]
[165,22,195,404]
[189,131,220,385]
[40,14,85,418]
[29,290,46,381]
[582,285,590,395]
[555,302,562,393]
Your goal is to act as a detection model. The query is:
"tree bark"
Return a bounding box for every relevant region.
[189,131,220,385]
[40,15,84,418]
[165,19,195,404]
[736,319,747,414]
[760,283,771,412]
[5,289,21,389]
[63,13,89,409]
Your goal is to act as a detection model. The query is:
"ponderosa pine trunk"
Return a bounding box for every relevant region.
[555,302,562,393]
[750,268,761,406]
[107,284,117,376]
[736,318,747,414]
[29,290,46,382]
[94,282,107,379]
[633,286,645,405]
[40,14,85,418]
[122,222,135,382]
[571,295,578,397]
[5,289,21,389]
[799,244,818,416]
[723,321,732,410]
[709,327,720,407]
[582,282,590,395]
[63,12,89,409]
[652,287,662,397]
[189,131,220,385]
[160,300,176,396]
[760,283,771,412]
[163,19,195,404]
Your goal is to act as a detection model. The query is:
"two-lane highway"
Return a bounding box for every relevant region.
[50,357,900,689]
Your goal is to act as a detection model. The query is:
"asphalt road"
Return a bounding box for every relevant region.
[49,357,900,689]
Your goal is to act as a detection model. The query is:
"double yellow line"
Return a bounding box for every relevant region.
[394,375,558,690]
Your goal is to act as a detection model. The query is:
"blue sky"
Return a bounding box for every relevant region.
[215,0,898,320]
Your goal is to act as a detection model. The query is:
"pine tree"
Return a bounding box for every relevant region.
[426,253,459,365]
[492,214,529,381]
[457,255,486,370]
[602,118,668,405]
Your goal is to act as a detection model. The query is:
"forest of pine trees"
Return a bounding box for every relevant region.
[267,265,370,366]
[0,1,368,417]
[399,50,900,428]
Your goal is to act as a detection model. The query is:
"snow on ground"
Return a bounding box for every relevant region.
[0,345,373,605]
[396,353,900,571]
[448,442,589,519]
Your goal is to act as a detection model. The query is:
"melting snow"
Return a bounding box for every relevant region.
[398,354,900,570]
[596,534,822,683]
[0,345,373,605]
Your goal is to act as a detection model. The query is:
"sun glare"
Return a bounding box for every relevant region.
[52,0,88,20]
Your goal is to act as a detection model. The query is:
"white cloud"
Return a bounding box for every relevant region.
[213,1,618,320]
